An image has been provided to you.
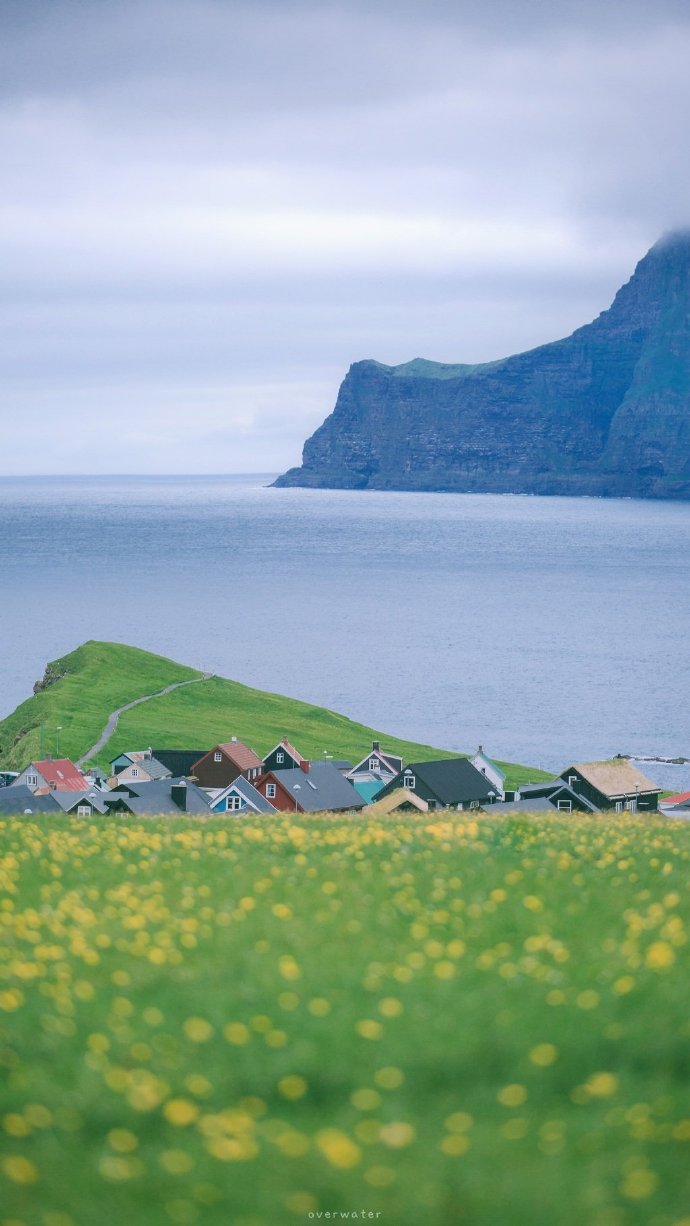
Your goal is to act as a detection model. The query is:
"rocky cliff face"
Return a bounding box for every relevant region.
[275,233,690,499]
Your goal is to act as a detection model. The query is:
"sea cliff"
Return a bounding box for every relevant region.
[275,233,690,499]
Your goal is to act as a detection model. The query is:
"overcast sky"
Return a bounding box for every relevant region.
[1,0,690,475]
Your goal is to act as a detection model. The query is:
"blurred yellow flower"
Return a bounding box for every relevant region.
[278,1075,308,1100]
[350,1088,381,1111]
[646,941,675,969]
[163,1098,199,1126]
[355,1019,383,1040]
[378,996,403,1017]
[529,1043,558,1067]
[498,1084,528,1107]
[107,1129,138,1153]
[223,1022,250,1045]
[440,1133,471,1155]
[315,1128,361,1169]
[375,1066,404,1089]
[183,1017,213,1043]
[2,1155,38,1184]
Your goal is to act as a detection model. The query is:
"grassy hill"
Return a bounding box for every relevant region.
[0,640,547,787]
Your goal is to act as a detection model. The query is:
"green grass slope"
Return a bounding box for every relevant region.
[0,641,547,787]
[0,642,200,769]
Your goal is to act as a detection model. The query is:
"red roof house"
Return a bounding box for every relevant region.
[191,739,264,788]
[14,759,90,794]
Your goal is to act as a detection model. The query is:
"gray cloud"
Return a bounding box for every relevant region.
[1,0,689,472]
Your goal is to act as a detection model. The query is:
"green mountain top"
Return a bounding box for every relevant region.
[0,641,546,789]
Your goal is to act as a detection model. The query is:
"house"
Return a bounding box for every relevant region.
[210,777,277,815]
[108,778,214,816]
[513,779,599,814]
[659,790,690,816]
[347,740,404,803]
[263,737,308,772]
[0,771,19,788]
[150,749,207,778]
[108,751,172,787]
[328,759,354,776]
[12,759,90,795]
[53,790,111,816]
[0,785,62,814]
[367,788,429,816]
[374,758,497,811]
[191,739,264,788]
[487,796,563,814]
[557,760,661,812]
[255,761,365,814]
[470,746,506,800]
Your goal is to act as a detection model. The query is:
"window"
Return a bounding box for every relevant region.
[276,751,284,764]
[403,773,415,789]
[77,805,91,816]
[469,800,479,810]
[214,751,222,762]
[369,758,377,771]
[228,796,242,811]
[266,783,277,799]
[27,774,38,787]
[131,768,138,778]
[557,799,572,812]
[615,801,623,813]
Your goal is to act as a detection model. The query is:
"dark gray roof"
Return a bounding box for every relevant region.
[53,790,110,814]
[487,797,557,813]
[405,759,496,805]
[0,786,62,814]
[518,779,599,812]
[269,763,365,812]
[215,777,276,814]
[110,778,213,816]
[152,750,208,776]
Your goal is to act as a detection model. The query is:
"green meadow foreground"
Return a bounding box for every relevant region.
[1,814,689,1226]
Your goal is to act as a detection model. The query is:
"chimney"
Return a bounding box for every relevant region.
[372,740,380,752]
[477,745,483,756]
[300,760,310,774]
[231,736,237,743]
[171,781,188,812]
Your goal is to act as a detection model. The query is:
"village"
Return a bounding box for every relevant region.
[1,735,688,820]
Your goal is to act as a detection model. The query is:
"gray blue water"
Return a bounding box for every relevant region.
[0,475,688,782]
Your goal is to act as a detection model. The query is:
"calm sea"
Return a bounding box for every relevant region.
[0,475,688,783]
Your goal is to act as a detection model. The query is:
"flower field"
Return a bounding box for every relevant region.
[1,812,689,1226]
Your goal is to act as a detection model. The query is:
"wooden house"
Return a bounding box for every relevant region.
[557,760,661,812]
[255,761,364,814]
[12,758,90,795]
[191,739,263,788]
[262,737,307,773]
[374,759,497,811]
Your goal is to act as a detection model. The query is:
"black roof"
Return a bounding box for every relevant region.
[406,759,496,804]
[109,779,213,816]
[152,750,208,776]
[0,786,62,814]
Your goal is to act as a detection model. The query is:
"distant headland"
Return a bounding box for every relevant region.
[275,232,690,500]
